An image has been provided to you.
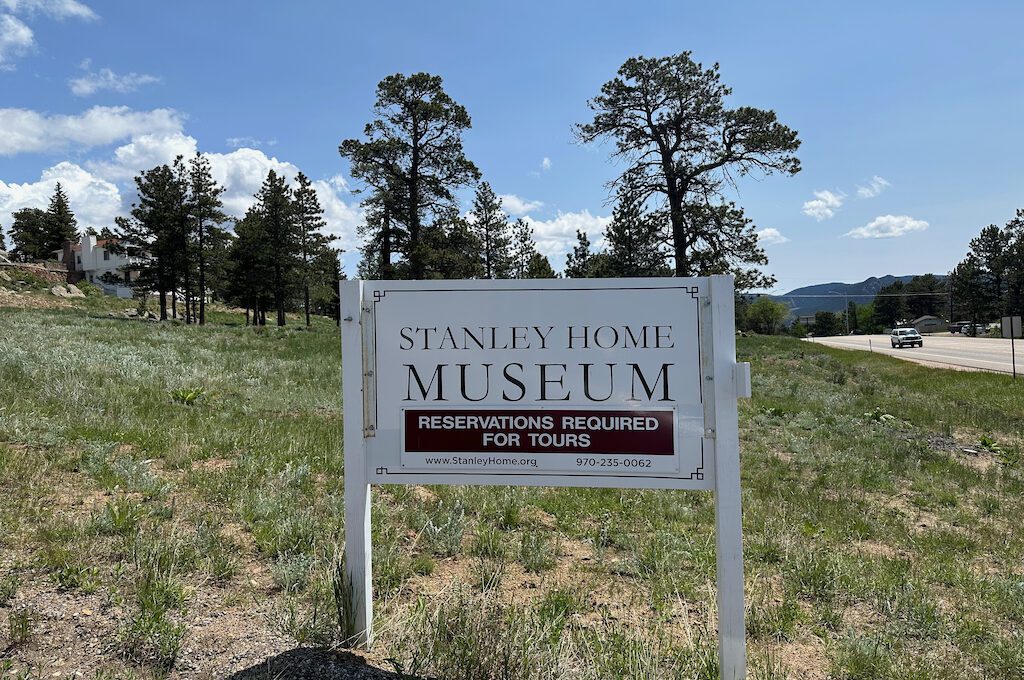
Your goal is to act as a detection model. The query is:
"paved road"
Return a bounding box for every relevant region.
[808,334,1022,374]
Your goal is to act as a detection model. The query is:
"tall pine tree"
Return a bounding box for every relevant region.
[293,173,334,325]
[188,153,228,325]
[340,72,479,279]
[470,182,510,279]
[254,170,296,326]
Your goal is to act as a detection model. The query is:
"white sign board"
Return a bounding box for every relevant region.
[1002,315,1022,339]
[340,276,750,679]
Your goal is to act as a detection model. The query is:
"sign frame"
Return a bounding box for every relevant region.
[341,275,750,679]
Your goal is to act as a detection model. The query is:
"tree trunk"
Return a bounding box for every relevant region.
[304,284,311,327]
[408,114,423,279]
[159,289,167,321]
[274,261,286,327]
[198,217,206,325]
[245,302,250,326]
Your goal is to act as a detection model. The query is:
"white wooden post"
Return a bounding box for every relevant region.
[340,280,373,647]
[709,275,747,679]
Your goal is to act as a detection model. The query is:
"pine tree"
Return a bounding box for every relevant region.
[340,72,480,279]
[422,215,482,279]
[293,173,334,325]
[188,153,227,325]
[509,218,538,279]
[525,252,557,278]
[227,208,274,325]
[46,182,79,251]
[603,187,671,277]
[116,162,188,321]
[254,170,296,326]
[470,182,510,279]
[0,226,6,252]
[9,208,50,261]
[563,230,593,278]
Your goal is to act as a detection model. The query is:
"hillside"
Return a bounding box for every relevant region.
[0,305,1022,678]
[773,275,943,316]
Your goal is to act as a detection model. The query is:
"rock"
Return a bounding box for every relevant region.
[124,308,138,317]
[0,270,11,282]
[66,283,86,298]
[51,285,70,298]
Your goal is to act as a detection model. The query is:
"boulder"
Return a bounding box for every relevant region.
[66,283,86,298]
[0,270,11,283]
[51,285,70,298]
[124,308,138,317]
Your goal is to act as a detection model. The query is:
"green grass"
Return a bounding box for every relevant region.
[1,308,1023,678]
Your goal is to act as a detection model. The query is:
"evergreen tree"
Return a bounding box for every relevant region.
[578,52,800,287]
[904,273,946,318]
[0,226,6,252]
[46,182,79,250]
[9,208,50,261]
[422,215,482,279]
[293,173,335,325]
[340,72,480,280]
[873,280,908,328]
[188,153,228,325]
[563,230,593,278]
[254,170,296,326]
[115,162,188,321]
[470,182,510,278]
[227,208,274,325]
[603,186,671,277]
[525,252,557,278]
[509,218,538,279]
[951,254,989,324]
[9,183,80,261]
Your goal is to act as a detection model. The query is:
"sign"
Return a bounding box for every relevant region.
[340,276,750,679]
[1002,315,1022,339]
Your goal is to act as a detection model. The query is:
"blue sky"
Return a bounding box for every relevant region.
[2,0,1023,292]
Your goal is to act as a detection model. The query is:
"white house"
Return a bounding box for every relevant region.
[54,234,142,298]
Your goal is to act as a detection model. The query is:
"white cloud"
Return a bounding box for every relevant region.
[540,157,551,171]
[756,227,789,245]
[0,161,122,234]
[0,106,184,155]
[0,14,33,69]
[802,190,844,221]
[856,175,890,198]
[524,209,611,258]
[86,131,362,251]
[69,61,160,96]
[845,214,928,239]
[498,193,544,216]
[0,0,96,20]
[225,136,277,149]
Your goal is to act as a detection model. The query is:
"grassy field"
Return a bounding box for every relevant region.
[1,299,1023,679]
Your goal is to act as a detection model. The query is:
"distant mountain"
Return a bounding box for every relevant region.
[772,275,940,317]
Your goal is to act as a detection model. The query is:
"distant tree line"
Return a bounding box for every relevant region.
[116,154,341,326]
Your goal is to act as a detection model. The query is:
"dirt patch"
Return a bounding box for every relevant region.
[0,288,72,310]
[191,458,236,473]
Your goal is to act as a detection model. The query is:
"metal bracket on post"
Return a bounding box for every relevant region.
[733,363,752,399]
[340,280,373,648]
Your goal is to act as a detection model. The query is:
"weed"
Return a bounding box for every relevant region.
[170,386,205,405]
[419,501,466,557]
[7,607,34,645]
[468,523,507,560]
[272,553,313,593]
[0,573,17,606]
[519,530,556,573]
[90,497,146,536]
[118,609,185,671]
